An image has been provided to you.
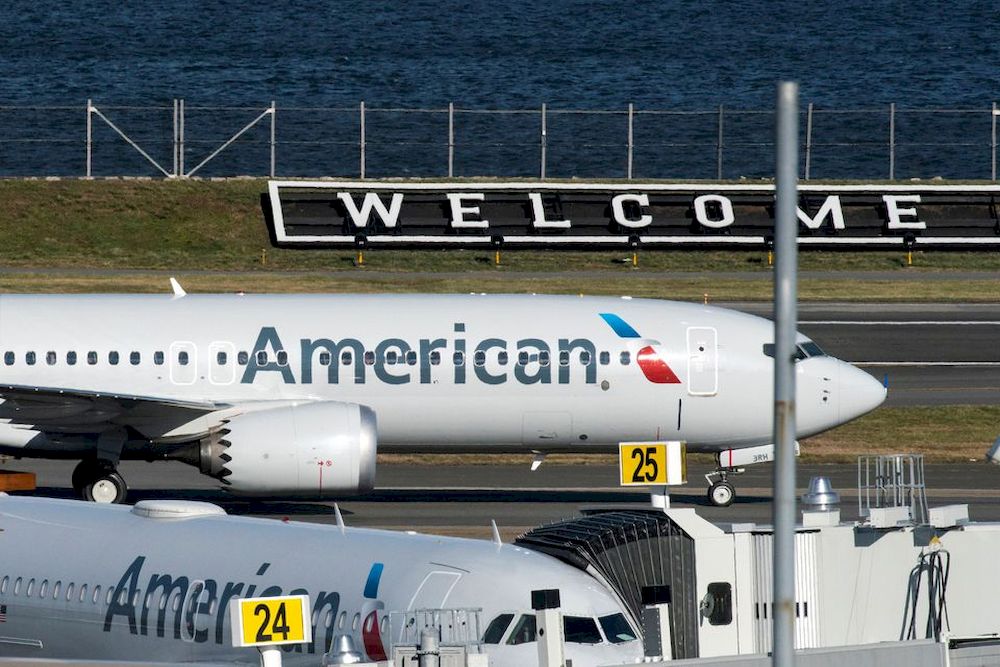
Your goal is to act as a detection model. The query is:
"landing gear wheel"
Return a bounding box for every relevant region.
[72,459,103,495]
[707,481,736,507]
[83,470,128,504]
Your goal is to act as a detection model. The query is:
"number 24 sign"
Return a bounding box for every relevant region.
[618,442,686,486]
[230,595,312,648]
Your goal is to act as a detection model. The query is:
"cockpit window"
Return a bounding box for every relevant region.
[599,613,638,643]
[762,343,825,361]
[506,614,536,645]
[563,616,602,644]
[482,613,514,644]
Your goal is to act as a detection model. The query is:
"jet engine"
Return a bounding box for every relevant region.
[175,402,377,496]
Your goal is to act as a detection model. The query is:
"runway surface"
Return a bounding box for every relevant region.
[4,459,998,539]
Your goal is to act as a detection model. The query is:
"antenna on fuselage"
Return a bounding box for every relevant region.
[169,277,187,299]
[490,519,502,547]
[334,503,346,534]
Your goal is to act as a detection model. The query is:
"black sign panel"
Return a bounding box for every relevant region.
[263,181,1000,249]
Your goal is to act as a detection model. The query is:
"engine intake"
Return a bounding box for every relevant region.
[179,402,377,496]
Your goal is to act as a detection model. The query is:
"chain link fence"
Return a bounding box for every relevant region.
[1,100,997,180]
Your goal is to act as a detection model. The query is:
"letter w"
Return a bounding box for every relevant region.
[337,193,403,229]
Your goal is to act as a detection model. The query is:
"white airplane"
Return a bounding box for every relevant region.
[0,292,886,506]
[0,494,643,666]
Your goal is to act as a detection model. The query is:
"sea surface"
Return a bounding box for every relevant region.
[1,1,998,178]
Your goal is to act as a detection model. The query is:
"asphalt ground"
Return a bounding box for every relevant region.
[3,459,998,540]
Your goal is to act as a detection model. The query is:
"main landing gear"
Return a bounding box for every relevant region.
[72,459,128,504]
[705,460,745,508]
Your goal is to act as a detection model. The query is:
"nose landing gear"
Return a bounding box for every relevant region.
[705,460,745,508]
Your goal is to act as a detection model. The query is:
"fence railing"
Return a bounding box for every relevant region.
[1,100,997,180]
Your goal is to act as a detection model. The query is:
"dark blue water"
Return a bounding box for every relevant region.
[2,1,998,178]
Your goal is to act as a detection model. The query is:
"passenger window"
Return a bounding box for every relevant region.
[79,584,87,602]
[179,351,190,366]
[87,351,97,365]
[93,585,101,604]
[256,351,268,365]
[406,350,417,366]
[483,613,515,644]
[154,351,165,365]
[26,351,36,365]
[317,352,331,366]
[26,579,34,596]
[498,351,509,365]
[563,616,602,644]
[217,351,227,365]
[518,351,529,366]
[66,351,77,365]
[341,352,353,365]
[385,351,398,365]
[0,575,8,594]
[39,579,48,598]
[14,577,22,595]
[507,614,536,645]
[237,351,248,365]
[580,351,592,364]
[46,351,56,365]
[620,351,631,365]
[109,351,120,365]
[538,351,550,367]
[130,351,141,365]
[474,350,486,367]
[277,351,288,366]
[559,350,570,366]
[599,351,610,365]
[364,351,376,366]
[3,351,13,365]
[429,351,441,365]
[453,351,465,366]
[66,582,74,601]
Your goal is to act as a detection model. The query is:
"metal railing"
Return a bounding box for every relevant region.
[0,100,997,180]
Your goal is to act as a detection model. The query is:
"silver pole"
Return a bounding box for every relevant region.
[627,103,634,180]
[889,102,895,180]
[360,101,366,179]
[716,104,724,180]
[179,99,185,176]
[86,98,92,178]
[773,81,799,667]
[804,102,813,180]
[270,100,276,178]
[448,102,455,178]
[991,102,996,182]
[540,103,547,180]
[172,99,178,178]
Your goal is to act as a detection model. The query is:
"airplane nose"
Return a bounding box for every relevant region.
[838,363,887,422]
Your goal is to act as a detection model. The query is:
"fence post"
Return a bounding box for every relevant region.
[991,102,997,181]
[172,99,178,178]
[179,99,185,177]
[889,102,895,180]
[716,104,724,180]
[804,102,814,180]
[540,103,547,180]
[448,102,455,178]
[627,103,634,180]
[360,101,366,179]
[86,98,93,178]
[269,100,276,178]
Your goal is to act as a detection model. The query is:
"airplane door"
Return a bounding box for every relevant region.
[169,341,198,386]
[208,341,235,385]
[687,327,718,396]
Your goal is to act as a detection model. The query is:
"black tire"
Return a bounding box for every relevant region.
[71,459,101,495]
[82,470,128,504]
[707,481,736,507]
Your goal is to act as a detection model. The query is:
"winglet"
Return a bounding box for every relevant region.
[334,503,346,534]
[490,519,502,547]
[169,277,187,299]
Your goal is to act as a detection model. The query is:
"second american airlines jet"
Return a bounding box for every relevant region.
[0,292,885,506]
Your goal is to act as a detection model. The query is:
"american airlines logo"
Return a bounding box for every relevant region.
[265,181,1000,250]
[242,315,681,386]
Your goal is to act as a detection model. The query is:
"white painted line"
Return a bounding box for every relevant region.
[804,321,1000,325]
[853,361,1000,367]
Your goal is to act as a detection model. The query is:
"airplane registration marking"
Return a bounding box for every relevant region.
[231,595,311,648]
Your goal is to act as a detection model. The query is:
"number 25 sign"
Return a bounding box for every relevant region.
[618,442,686,487]
[231,595,312,648]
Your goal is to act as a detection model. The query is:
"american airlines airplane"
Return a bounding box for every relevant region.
[0,291,886,506]
[0,494,643,666]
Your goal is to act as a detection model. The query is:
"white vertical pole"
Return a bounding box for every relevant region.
[716,104,724,180]
[86,98,93,178]
[991,102,996,182]
[804,102,813,181]
[359,101,366,179]
[627,103,634,180]
[540,103,547,180]
[179,99,185,177]
[773,80,799,667]
[889,102,896,180]
[172,99,178,177]
[448,102,455,178]
[269,100,276,178]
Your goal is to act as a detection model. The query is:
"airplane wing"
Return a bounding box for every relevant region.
[0,383,228,437]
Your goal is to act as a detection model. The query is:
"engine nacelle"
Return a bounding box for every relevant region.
[189,402,377,496]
